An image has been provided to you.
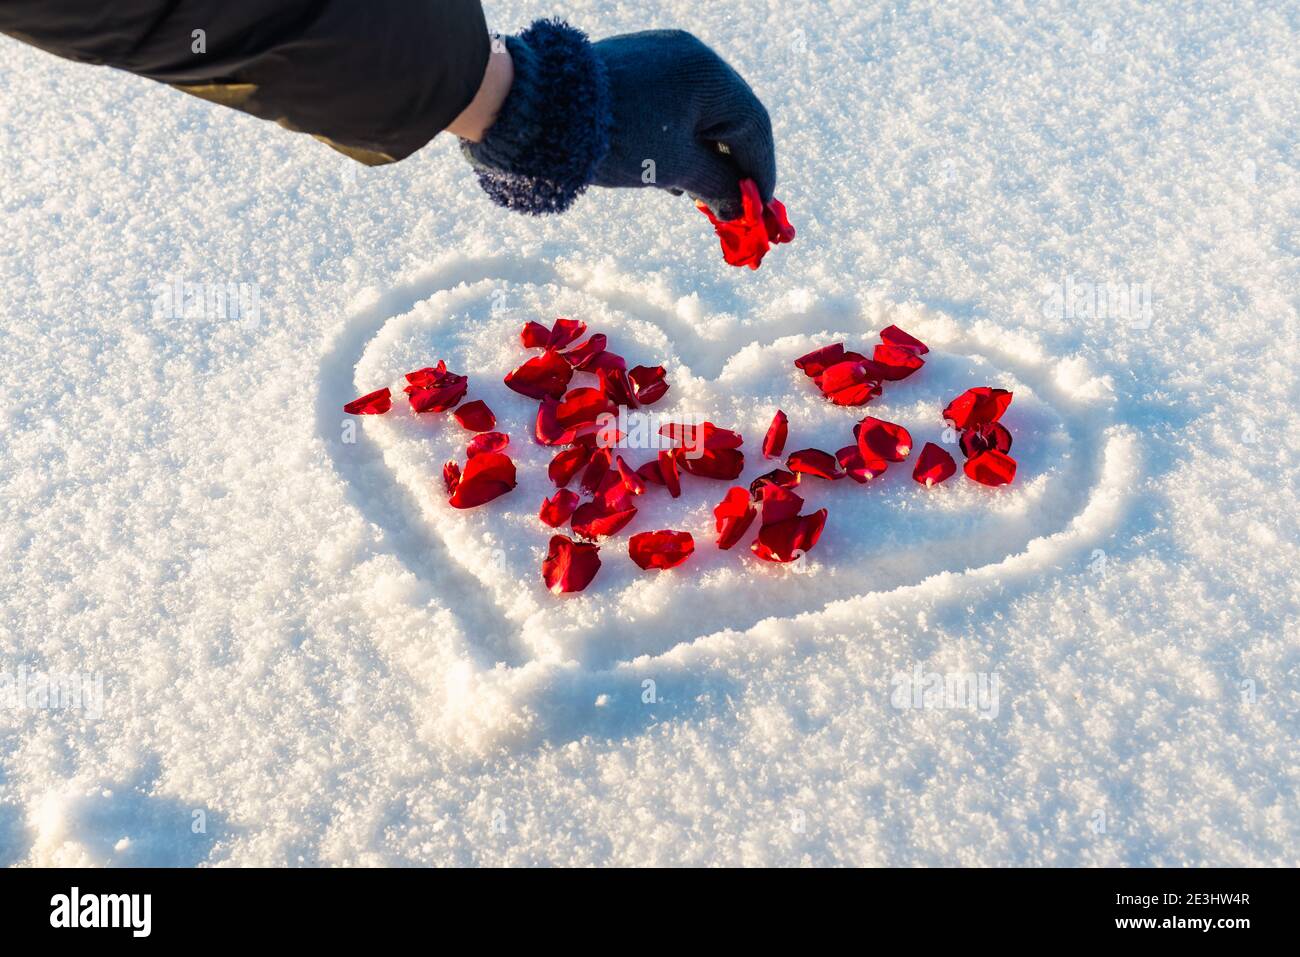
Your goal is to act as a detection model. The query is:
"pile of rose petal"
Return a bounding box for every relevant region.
[344,321,1018,596]
[697,178,795,270]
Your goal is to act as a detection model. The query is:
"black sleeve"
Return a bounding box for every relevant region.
[0,0,491,164]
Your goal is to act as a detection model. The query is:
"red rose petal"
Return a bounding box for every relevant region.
[547,317,587,350]
[749,468,800,496]
[658,449,682,498]
[547,445,590,488]
[714,486,757,550]
[344,387,392,416]
[759,483,805,526]
[585,350,627,373]
[836,445,887,483]
[442,460,460,495]
[467,431,510,458]
[571,500,638,540]
[453,399,496,432]
[520,321,551,348]
[542,535,601,594]
[562,334,608,369]
[659,422,744,452]
[763,196,797,244]
[678,447,745,481]
[697,179,794,270]
[580,447,613,495]
[751,509,828,564]
[629,530,695,570]
[763,409,789,458]
[615,455,646,496]
[959,422,1014,458]
[856,416,913,463]
[404,362,469,413]
[636,459,666,486]
[556,387,617,430]
[447,451,516,508]
[912,442,957,487]
[629,365,669,405]
[943,387,1014,431]
[787,447,844,480]
[539,489,581,527]
[871,344,925,381]
[794,342,845,378]
[964,449,1017,487]
[504,349,574,400]
[597,365,638,408]
[817,359,883,406]
[878,325,929,356]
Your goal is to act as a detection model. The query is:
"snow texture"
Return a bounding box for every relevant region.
[0,0,1296,866]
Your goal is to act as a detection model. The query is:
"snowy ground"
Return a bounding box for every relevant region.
[1,0,1296,866]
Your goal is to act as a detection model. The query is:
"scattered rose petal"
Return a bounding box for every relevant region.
[912,442,957,487]
[539,489,580,527]
[442,460,460,495]
[585,350,627,373]
[763,410,788,458]
[504,349,573,400]
[520,321,551,348]
[557,387,616,430]
[714,486,758,550]
[817,359,883,406]
[597,365,638,407]
[659,422,744,453]
[959,422,1013,458]
[836,445,886,483]
[467,431,510,458]
[453,399,495,432]
[629,365,669,405]
[405,362,469,412]
[629,530,695,570]
[856,416,913,463]
[749,468,800,496]
[658,449,682,498]
[448,451,516,508]
[696,178,795,270]
[964,449,1017,487]
[678,447,745,481]
[562,334,607,369]
[943,387,1013,430]
[571,500,638,540]
[344,387,392,416]
[548,444,591,487]
[546,317,587,350]
[871,344,925,380]
[878,325,929,356]
[580,447,613,495]
[759,483,805,526]
[794,343,845,378]
[542,535,601,594]
[751,509,828,564]
[787,447,844,480]
[636,459,665,486]
[615,455,647,496]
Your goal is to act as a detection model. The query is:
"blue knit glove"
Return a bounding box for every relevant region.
[462,20,775,220]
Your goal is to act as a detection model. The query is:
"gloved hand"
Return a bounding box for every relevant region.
[461,20,775,220]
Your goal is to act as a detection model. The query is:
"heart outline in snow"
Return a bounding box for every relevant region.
[317,256,1137,750]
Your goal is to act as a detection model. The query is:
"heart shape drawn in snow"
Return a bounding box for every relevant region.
[332,258,1135,679]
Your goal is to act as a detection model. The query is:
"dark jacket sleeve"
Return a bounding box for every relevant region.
[0,0,491,164]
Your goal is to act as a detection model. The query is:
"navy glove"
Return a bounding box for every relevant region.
[462,20,775,220]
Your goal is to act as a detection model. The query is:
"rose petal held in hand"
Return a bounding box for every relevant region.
[504,349,574,400]
[453,400,496,432]
[912,442,957,487]
[447,451,517,509]
[405,361,469,412]
[856,416,913,463]
[542,535,601,594]
[696,178,796,270]
[344,388,392,416]
[787,448,844,480]
[763,410,788,458]
[964,449,1017,487]
[629,530,695,570]
[467,431,509,458]
[943,387,1014,430]
[959,422,1013,458]
[714,486,757,550]
[539,489,581,527]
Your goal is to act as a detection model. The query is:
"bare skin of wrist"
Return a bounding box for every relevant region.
[446,42,514,141]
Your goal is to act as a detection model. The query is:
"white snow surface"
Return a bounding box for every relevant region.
[1,0,1297,866]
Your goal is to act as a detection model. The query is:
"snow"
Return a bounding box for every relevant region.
[1,0,1297,866]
